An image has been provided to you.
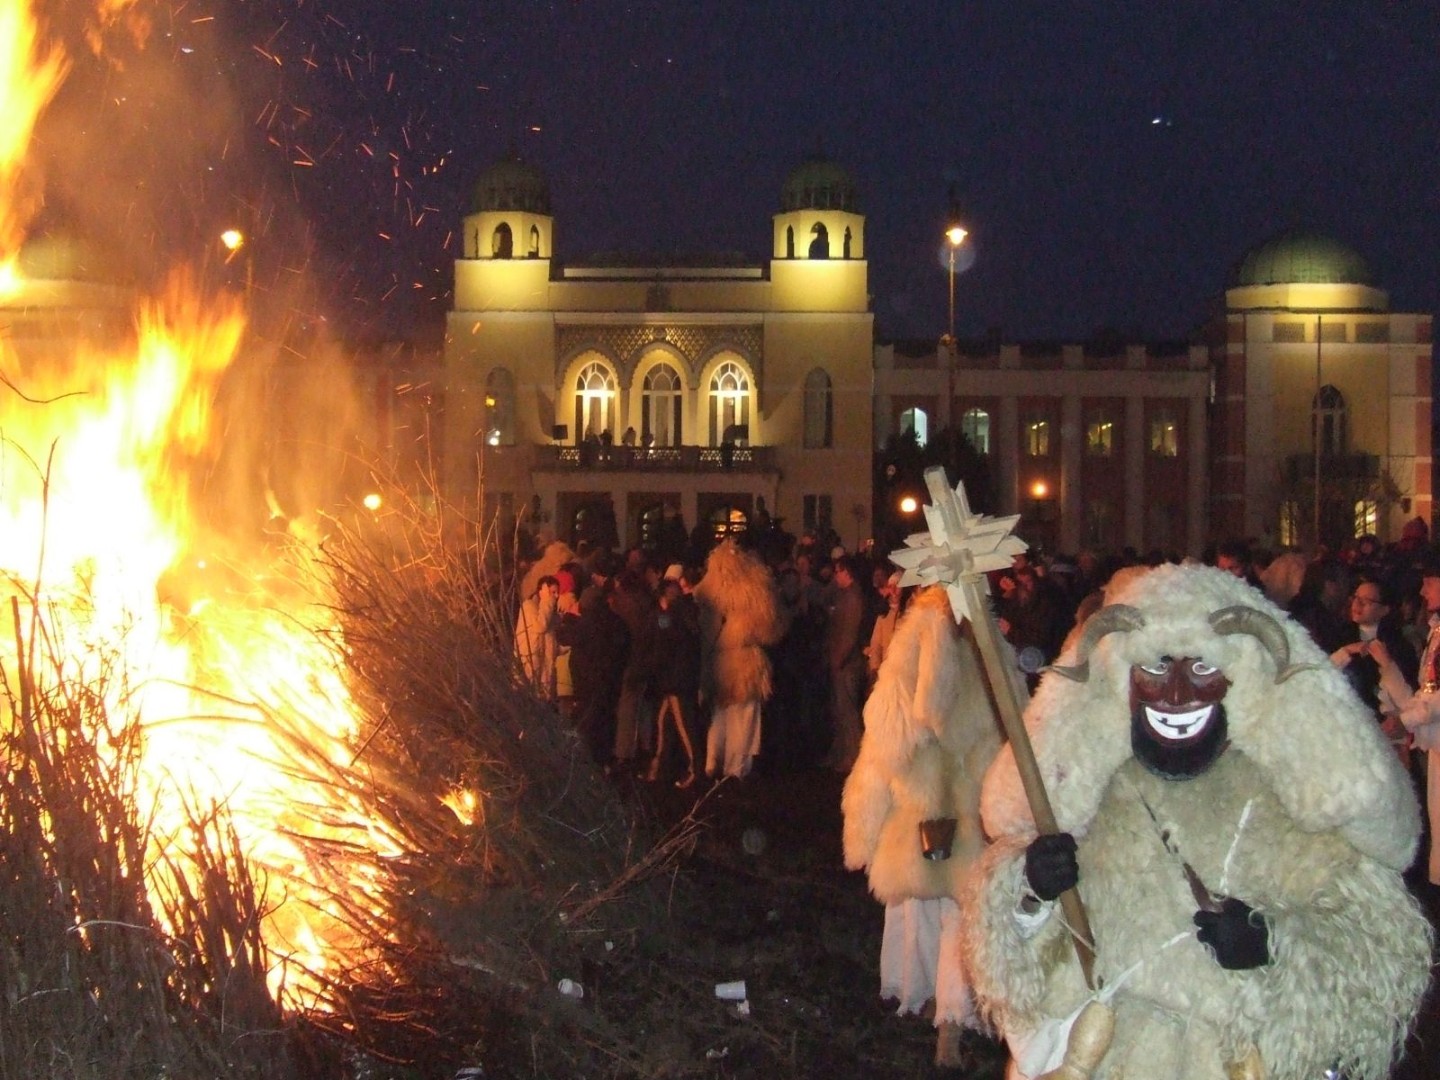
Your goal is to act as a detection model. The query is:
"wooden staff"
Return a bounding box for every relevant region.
[896,468,1097,987]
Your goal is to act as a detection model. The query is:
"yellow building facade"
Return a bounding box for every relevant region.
[1209,229,1433,549]
[443,156,874,550]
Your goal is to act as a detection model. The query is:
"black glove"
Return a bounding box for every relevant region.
[1023,833,1078,901]
[1194,897,1270,970]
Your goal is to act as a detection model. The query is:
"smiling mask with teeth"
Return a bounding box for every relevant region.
[1129,655,1231,779]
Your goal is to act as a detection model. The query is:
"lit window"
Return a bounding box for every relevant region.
[1025,419,1050,457]
[961,407,990,455]
[899,407,929,449]
[1086,418,1113,457]
[1149,417,1178,457]
[574,361,617,441]
[1354,500,1378,538]
[642,364,683,447]
[709,361,751,445]
[709,504,749,540]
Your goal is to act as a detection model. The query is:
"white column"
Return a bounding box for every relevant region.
[1124,395,1145,550]
[998,396,1020,516]
[1060,395,1083,553]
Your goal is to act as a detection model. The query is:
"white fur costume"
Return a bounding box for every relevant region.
[695,541,783,778]
[843,587,1006,1024]
[964,564,1432,1080]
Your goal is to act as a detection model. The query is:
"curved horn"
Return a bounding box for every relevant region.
[1208,605,1317,684]
[1048,603,1147,682]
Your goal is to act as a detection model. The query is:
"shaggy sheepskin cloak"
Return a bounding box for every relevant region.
[843,587,1006,903]
[695,540,784,708]
[964,564,1432,1080]
[842,586,1009,1026]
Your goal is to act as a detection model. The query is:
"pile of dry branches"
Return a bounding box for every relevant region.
[0,596,290,1079]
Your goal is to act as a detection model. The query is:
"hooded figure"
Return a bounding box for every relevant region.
[964,564,1431,1080]
[842,586,1008,1046]
[695,540,784,778]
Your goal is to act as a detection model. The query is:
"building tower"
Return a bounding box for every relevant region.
[1209,228,1432,548]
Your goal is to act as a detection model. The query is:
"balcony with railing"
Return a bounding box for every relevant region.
[1283,452,1379,484]
[532,443,778,473]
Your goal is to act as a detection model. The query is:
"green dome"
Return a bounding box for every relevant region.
[781,156,858,212]
[472,156,551,214]
[1232,229,1371,287]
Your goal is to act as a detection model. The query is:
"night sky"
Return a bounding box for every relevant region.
[28,1,1440,347]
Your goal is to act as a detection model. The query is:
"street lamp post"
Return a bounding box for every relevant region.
[943,189,968,428]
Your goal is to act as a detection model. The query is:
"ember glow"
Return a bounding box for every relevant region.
[0,0,416,1006]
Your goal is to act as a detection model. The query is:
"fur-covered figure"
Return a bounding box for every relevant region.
[842,586,1007,1027]
[519,539,576,602]
[964,563,1432,1080]
[695,540,784,778]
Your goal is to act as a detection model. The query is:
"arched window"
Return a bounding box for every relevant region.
[1313,384,1348,456]
[484,367,515,446]
[527,224,540,257]
[899,407,929,449]
[709,361,750,445]
[491,222,513,258]
[961,407,990,455]
[808,222,830,259]
[642,364,683,447]
[574,361,617,441]
[843,226,852,259]
[786,225,795,259]
[803,368,832,448]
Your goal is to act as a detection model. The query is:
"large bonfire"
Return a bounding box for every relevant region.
[0,3,660,1077]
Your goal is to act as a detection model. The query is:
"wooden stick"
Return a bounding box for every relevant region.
[922,467,1098,989]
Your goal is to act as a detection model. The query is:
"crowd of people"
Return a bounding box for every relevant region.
[507,515,1440,1074]
[511,516,1440,874]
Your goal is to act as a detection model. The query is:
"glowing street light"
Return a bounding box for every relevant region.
[942,187,969,429]
[944,188,968,347]
[899,495,920,515]
[220,228,245,256]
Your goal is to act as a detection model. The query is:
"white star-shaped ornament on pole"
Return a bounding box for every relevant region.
[889,466,1027,624]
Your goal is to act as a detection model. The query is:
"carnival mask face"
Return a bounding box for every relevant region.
[1129,655,1232,780]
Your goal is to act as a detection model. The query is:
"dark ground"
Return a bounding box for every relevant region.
[607,761,1440,1080]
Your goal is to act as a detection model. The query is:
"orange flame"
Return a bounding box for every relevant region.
[0,0,67,279]
[0,0,415,1007]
